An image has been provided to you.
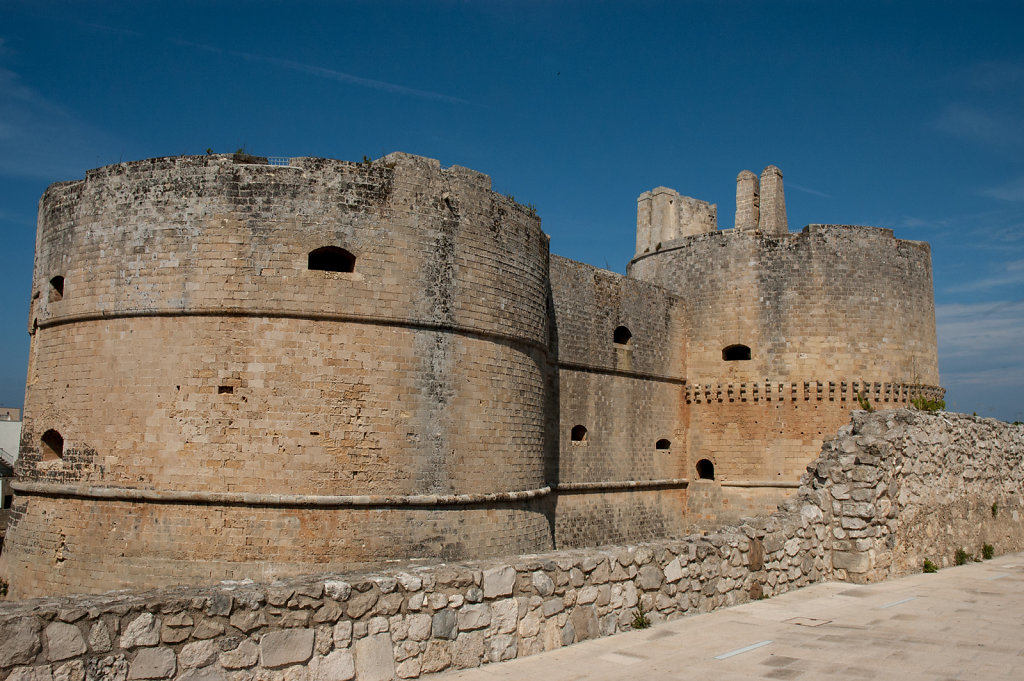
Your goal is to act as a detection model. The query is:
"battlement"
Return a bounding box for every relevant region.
[685,380,945,405]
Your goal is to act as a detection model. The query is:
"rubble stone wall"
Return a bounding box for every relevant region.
[2,410,1021,681]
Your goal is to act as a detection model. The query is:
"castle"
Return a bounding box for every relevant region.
[0,152,942,598]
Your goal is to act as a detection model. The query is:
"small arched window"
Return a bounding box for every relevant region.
[570,425,588,443]
[655,439,671,450]
[613,326,632,347]
[49,276,65,302]
[722,344,751,361]
[41,429,64,461]
[696,459,715,480]
[308,247,356,273]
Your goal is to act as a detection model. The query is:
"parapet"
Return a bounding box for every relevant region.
[635,187,717,256]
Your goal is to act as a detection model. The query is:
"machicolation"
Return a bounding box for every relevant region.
[1,152,942,599]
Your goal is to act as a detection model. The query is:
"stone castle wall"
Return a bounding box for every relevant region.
[629,223,940,516]
[2,153,944,598]
[0,410,1019,681]
[548,256,688,547]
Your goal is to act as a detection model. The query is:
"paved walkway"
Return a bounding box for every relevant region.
[438,552,1024,681]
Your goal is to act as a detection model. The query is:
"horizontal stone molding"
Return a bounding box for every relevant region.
[555,478,689,492]
[11,481,552,508]
[685,379,944,405]
[557,361,686,385]
[35,307,549,354]
[719,480,800,489]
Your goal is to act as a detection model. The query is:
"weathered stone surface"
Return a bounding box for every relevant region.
[406,614,431,642]
[431,609,457,640]
[570,605,598,642]
[127,647,176,680]
[53,660,85,681]
[178,641,218,670]
[86,655,129,681]
[206,593,233,618]
[663,558,683,583]
[311,650,355,681]
[451,631,485,669]
[420,641,451,674]
[324,581,351,602]
[7,665,54,681]
[482,566,516,599]
[121,614,161,649]
[353,633,395,681]
[833,550,872,573]
[176,668,225,681]
[332,621,353,649]
[218,640,259,670]
[532,572,555,597]
[259,629,314,669]
[228,610,266,633]
[345,590,378,619]
[457,605,490,631]
[486,633,517,662]
[395,573,422,592]
[87,620,112,653]
[637,565,663,590]
[395,656,421,679]
[0,618,43,668]
[45,622,87,662]
[190,620,224,640]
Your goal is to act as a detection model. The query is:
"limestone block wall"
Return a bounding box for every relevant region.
[5,153,555,597]
[548,257,689,546]
[1,409,1021,681]
[628,224,941,497]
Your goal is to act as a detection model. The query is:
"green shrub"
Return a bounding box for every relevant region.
[857,392,874,412]
[983,544,994,560]
[954,548,970,566]
[992,502,999,518]
[910,394,945,412]
[631,603,651,629]
[922,559,938,573]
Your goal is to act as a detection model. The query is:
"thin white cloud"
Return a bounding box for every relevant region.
[936,300,1024,361]
[937,299,1024,420]
[0,67,114,179]
[173,40,473,106]
[787,182,831,199]
[981,176,1024,202]
[952,61,1024,93]
[945,259,1024,293]
[933,103,1024,148]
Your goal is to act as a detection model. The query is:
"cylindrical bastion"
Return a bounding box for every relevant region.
[4,153,554,597]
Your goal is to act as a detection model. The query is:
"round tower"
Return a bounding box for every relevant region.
[628,168,942,525]
[4,153,554,597]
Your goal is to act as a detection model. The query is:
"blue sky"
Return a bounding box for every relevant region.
[1,1,1022,421]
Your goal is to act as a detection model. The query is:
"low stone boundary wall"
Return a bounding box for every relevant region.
[819,410,1024,581]
[0,410,1021,681]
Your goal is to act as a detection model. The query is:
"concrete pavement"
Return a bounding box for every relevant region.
[437,552,1024,680]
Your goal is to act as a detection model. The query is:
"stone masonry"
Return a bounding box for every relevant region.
[2,152,942,597]
[0,410,1019,681]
